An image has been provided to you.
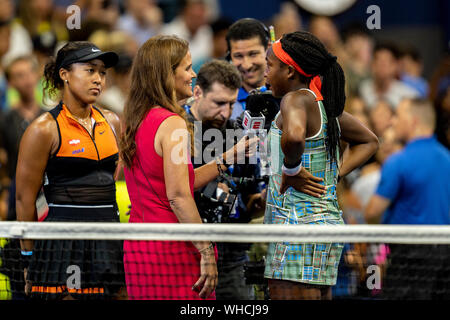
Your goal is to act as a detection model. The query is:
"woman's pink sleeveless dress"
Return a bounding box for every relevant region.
[123,107,215,300]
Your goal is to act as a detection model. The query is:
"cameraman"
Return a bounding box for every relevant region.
[184,60,264,299]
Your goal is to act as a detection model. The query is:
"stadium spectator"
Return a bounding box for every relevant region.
[116,0,162,45]
[0,0,33,69]
[341,23,373,98]
[31,29,58,109]
[365,98,450,299]
[272,2,303,40]
[66,0,119,42]
[17,0,68,43]
[97,52,132,117]
[309,16,349,68]
[368,99,394,137]
[359,42,419,109]
[0,17,11,111]
[351,127,403,213]
[264,31,378,300]
[92,29,139,57]
[120,35,255,300]
[190,16,232,75]
[83,0,119,31]
[161,0,213,69]
[210,17,232,60]
[399,44,429,98]
[15,41,126,299]
[226,18,271,120]
[0,56,45,179]
[344,95,370,128]
[0,55,46,223]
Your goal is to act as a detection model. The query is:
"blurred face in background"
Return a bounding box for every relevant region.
[127,0,155,22]
[376,126,403,164]
[183,2,207,35]
[346,96,366,113]
[193,81,238,129]
[344,34,373,69]
[399,54,423,77]
[370,100,394,137]
[230,36,266,92]
[212,29,228,59]
[0,0,13,22]
[393,99,413,143]
[7,58,39,101]
[31,0,52,20]
[345,95,372,129]
[309,16,341,50]
[272,2,302,40]
[372,49,398,83]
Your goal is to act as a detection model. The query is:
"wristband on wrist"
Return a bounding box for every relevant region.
[20,251,33,269]
[283,157,302,168]
[282,162,302,176]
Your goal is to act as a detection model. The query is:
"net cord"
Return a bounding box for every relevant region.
[1,222,450,244]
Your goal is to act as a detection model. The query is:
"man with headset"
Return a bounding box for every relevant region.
[226,18,272,120]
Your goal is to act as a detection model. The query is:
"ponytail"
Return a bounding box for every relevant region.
[281,32,346,165]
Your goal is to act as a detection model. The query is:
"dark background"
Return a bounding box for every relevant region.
[218,0,450,78]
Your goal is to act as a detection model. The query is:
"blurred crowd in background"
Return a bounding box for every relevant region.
[0,0,448,299]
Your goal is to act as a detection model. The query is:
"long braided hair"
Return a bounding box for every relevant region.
[281,31,346,166]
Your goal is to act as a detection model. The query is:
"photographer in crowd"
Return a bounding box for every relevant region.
[184,59,265,299]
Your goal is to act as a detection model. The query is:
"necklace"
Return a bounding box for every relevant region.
[72,114,93,134]
[64,103,94,134]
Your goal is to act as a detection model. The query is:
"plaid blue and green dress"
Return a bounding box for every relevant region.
[264,89,344,286]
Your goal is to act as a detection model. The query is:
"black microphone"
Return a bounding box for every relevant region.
[245,89,280,131]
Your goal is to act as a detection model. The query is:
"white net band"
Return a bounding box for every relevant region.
[1,222,450,244]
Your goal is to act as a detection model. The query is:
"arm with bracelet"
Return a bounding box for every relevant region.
[193,135,258,191]
[158,116,218,299]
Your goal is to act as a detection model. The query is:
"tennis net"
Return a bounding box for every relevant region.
[1,222,449,300]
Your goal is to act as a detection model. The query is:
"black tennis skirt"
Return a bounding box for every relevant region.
[27,203,126,300]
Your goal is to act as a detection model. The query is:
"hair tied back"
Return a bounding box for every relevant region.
[321,55,337,73]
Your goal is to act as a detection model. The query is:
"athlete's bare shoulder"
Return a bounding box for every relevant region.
[280,88,316,113]
[22,111,59,156]
[30,112,58,135]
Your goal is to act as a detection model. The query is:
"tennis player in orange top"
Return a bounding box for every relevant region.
[15,41,126,300]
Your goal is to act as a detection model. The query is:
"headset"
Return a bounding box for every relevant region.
[225,18,271,62]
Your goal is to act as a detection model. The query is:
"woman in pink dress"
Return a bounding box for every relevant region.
[120,35,251,300]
